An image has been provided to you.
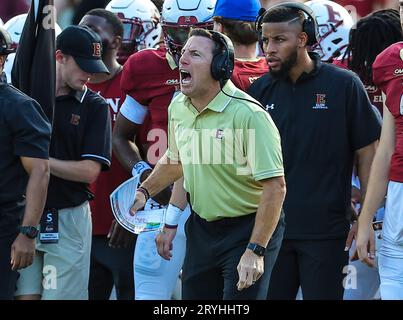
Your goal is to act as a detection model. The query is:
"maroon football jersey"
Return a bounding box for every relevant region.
[231,57,268,91]
[121,46,180,164]
[373,42,403,182]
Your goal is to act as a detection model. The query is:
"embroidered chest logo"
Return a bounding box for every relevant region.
[70,114,81,126]
[313,94,328,109]
[215,129,224,140]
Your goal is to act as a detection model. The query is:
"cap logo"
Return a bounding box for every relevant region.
[400,48,403,61]
[93,43,101,58]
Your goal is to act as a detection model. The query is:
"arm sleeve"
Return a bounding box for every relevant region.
[347,75,381,151]
[120,53,151,124]
[244,109,284,180]
[119,95,148,124]
[81,98,112,170]
[6,99,51,159]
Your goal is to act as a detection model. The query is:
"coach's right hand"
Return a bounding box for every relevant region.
[130,191,147,216]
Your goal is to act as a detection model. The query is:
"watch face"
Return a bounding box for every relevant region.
[248,243,265,256]
[28,226,38,237]
[21,226,38,238]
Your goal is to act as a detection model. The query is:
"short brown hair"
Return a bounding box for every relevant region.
[188,28,218,55]
[213,16,258,45]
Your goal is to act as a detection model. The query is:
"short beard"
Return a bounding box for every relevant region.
[270,49,298,78]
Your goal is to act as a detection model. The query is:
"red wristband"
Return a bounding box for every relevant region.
[164,223,178,229]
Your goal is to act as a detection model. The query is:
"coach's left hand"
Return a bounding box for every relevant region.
[237,250,264,291]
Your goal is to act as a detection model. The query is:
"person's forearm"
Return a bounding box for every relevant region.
[140,153,183,198]
[112,133,143,173]
[169,178,188,210]
[249,176,286,247]
[22,162,50,226]
[359,148,391,225]
[49,158,100,184]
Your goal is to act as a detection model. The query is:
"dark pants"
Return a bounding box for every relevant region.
[182,210,285,300]
[88,235,136,300]
[267,239,349,300]
[0,204,23,299]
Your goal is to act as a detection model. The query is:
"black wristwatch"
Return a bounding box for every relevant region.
[247,243,266,257]
[19,226,39,239]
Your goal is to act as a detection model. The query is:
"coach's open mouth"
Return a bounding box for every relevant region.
[180,69,192,85]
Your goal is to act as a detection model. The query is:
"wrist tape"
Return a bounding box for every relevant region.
[164,203,183,227]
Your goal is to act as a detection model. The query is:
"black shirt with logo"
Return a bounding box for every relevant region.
[0,75,51,208]
[248,53,381,240]
[46,87,111,209]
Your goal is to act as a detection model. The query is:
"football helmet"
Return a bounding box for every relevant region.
[3,14,61,83]
[161,0,217,63]
[305,0,354,61]
[4,13,62,50]
[106,0,162,63]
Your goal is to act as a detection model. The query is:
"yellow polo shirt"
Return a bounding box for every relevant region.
[167,80,284,221]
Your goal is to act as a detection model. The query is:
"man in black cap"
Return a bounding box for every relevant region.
[15,26,112,300]
[0,26,51,300]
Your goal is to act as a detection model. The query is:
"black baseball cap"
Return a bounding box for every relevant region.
[56,25,110,74]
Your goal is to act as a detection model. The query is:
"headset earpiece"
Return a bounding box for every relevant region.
[255,2,319,47]
[207,32,265,111]
[255,7,267,52]
[210,31,235,87]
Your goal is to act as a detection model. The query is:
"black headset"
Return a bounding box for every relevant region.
[206,30,266,110]
[255,2,319,47]
[209,30,235,87]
